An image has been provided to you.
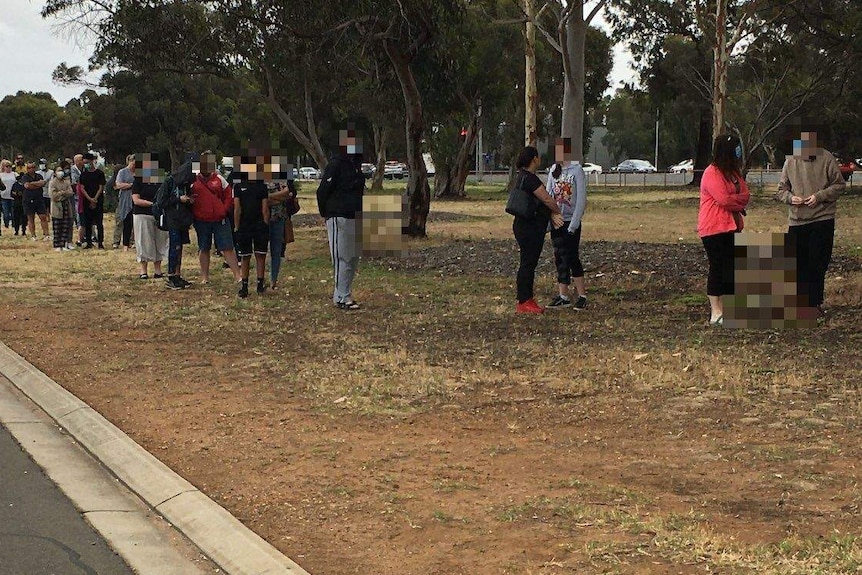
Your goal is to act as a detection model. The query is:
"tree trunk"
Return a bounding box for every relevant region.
[384,39,430,238]
[524,0,538,147]
[690,106,713,186]
[371,123,387,191]
[712,0,728,137]
[561,6,587,161]
[265,68,328,170]
[435,114,478,199]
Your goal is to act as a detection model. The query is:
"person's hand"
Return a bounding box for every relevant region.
[804,194,819,207]
[89,200,97,209]
[551,213,564,229]
[790,195,804,205]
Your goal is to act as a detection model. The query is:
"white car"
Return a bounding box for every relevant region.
[582,162,603,175]
[670,159,694,173]
[298,167,320,180]
[384,161,405,179]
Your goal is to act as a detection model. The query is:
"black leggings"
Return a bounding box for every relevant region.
[513,216,548,303]
[788,218,834,308]
[551,223,584,284]
[81,207,104,247]
[702,232,735,297]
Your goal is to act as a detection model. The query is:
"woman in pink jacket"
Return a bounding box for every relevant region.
[697,135,750,326]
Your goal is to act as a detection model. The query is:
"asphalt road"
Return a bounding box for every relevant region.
[0,424,134,575]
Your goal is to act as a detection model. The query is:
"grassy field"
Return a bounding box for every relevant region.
[0,185,860,575]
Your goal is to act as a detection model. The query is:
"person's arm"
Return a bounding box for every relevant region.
[775,161,796,204]
[222,181,234,214]
[131,192,153,207]
[268,183,292,203]
[815,155,846,204]
[703,169,748,212]
[261,196,270,225]
[532,184,561,215]
[569,166,587,233]
[233,194,242,232]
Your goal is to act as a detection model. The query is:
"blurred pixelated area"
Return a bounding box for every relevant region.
[723,233,817,329]
[135,152,166,184]
[361,195,407,257]
[229,144,293,182]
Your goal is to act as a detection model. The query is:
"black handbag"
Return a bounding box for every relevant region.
[505,172,538,219]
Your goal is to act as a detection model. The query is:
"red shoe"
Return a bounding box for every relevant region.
[516,298,545,314]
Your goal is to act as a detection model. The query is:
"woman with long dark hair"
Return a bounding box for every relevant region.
[511,146,564,314]
[697,134,751,325]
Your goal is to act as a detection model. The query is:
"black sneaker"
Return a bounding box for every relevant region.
[178,277,192,289]
[256,280,266,295]
[238,283,249,298]
[166,275,183,290]
[573,296,588,310]
[547,295,572,308]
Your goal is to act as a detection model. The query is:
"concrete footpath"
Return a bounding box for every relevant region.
[0,341,311,575]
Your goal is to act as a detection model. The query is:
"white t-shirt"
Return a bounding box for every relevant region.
[39,169,53,198]
[0,172,16,200]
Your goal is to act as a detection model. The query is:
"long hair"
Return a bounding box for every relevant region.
[516,146,539,170]
[712,134,742,180]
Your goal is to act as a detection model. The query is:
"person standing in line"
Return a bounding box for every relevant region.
[316,128,367,310]
[267,178,297,290]
[11,170,26,236]
[545,137,588,310]
[48,160,76,251]
[0,160,16,229]
[131,153,169,279]
[190,150,241,284]
[70,154,84,245]
[158,160,195,290]
[698,134,751,326]
[232,173,271,298]
[37,159,53,221]
[78,152,106,249]
[112,155,136,251]
[510,146,564,314]
[775,130,845,316]
[20,162,50,241]
[13,154,26,175]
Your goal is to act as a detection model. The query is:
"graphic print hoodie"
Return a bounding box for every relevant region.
[546,162,586,233]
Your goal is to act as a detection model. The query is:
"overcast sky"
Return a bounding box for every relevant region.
[0,0,637,107]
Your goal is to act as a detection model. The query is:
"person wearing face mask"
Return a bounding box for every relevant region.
[20,162,50,241]
[775,130,845,317]
[49,160,76,251]
[38,159,53,216]
[698,134,751,326]
[78,152,106,249]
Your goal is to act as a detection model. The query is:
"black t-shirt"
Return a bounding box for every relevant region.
[517,170,550,221]
[233,181,269,228]
[79,169,107,210]
[20,173,45,204]
[132,180,160,216]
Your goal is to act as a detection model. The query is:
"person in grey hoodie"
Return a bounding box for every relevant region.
[545,137,588,309]
[774,130,845,315]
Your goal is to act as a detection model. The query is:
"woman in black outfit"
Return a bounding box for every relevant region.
[512,146,564,314]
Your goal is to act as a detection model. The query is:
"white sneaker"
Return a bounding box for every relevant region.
[55,247,63,252]
[30,236,38,241]
[65,243,76,250]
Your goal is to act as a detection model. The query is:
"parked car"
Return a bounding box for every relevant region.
[361,163,376,179]
[610,159,657,173]
[384,161,405,179]
[298,167,320,180]
[582,162,603,175]
[836,157,858,181]
[670,159,694,173]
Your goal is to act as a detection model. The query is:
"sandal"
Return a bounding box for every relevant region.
[337,301,361,310]
[138,274,149,280]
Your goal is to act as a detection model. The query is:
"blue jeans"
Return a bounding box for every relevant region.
[193,219,234,252]
[168,229,190,275]
[1,198,11,227]
[269,218,285,284]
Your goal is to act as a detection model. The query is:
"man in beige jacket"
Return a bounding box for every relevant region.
[775,131,846,315]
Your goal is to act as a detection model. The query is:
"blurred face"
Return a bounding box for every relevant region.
[26,163,36,175]
[339,128,363,155]
[135,153,165,184]
[74,155,83,169]
[15,155,23,165]
[793,131,818,159]
[199,153,216,176]
[233,144,291,183]
[554,138,574,163]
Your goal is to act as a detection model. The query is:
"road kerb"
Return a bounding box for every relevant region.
[0,341,312,575]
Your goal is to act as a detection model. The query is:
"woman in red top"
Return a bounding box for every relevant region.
[697,135,750,326]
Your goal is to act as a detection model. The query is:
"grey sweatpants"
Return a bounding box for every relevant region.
[326,217,360,304]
